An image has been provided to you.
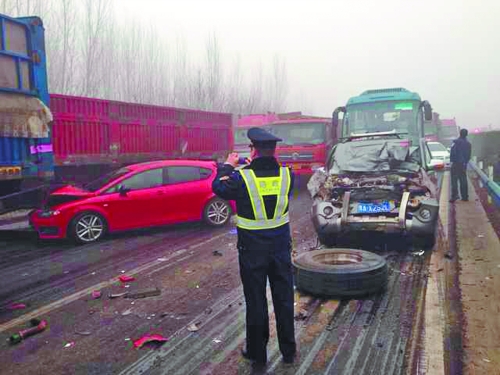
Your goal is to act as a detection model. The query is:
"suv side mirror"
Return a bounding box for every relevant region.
[422,101,433,121]
[332,106,345,128]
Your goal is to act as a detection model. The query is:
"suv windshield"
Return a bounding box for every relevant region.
[428,143,448,152]
[344,100,419,137]
[265,122,326,145]
[83,167,131,192]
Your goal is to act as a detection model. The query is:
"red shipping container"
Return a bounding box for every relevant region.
[49,94,235,167]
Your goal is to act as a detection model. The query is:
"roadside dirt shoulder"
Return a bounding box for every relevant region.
[456,179,500,374]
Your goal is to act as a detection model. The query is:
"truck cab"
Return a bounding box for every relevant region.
[233,113,279,160]
[264,116,335,176]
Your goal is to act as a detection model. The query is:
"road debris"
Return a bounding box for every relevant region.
[119,275,135,283]
[8,318,48,345]
[187,323,201,332]
[478,234,485,238]
[75,331,91,336]
[121,309,133,316]
[7,302,26,310]
[229,228,237,235]
[91,290,102,299]
[294,309,308,321]
[157,257,168,262]
[483,358,492,363]
[125,288,161,299]
[133,334,169,349]
[205,308,213,315]
[64,342,75,348]
[213,338,222,344]
[213,250,223,256]
[411,250,425,256]
[445,252,453,259]
[109,292,128,299]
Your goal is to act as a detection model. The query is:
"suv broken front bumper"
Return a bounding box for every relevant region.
[311,191,439,236]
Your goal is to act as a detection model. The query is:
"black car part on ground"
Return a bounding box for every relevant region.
[293,248,388,298]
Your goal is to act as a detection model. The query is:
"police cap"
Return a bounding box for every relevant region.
[247,127,282,147]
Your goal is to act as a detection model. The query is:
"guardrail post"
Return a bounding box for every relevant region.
[488,165,494,180]
[478,161,483,170]
[472,156,477,164]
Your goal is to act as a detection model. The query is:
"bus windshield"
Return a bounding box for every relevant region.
[265,122,326,146]
[344,100,420,138]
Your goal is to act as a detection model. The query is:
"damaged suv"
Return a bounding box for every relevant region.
[307,88,440,248]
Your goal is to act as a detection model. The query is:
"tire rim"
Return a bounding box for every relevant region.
[207,201,229,225]
[312,252,363,265]
[76,214,104,242]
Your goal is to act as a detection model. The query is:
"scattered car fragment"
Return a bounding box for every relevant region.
[124,288,161,299]
[132,334,169,349]
[9,318,48,345]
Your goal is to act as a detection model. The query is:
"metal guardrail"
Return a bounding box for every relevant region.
[469,161,500,206]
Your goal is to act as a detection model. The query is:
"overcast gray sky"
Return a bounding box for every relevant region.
[117,0,499,129]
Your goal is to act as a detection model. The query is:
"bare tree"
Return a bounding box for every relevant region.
[81,0,113,96]
[204,32,223,110]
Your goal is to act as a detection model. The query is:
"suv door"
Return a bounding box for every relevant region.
[100,168,166,230]
[162,166,213,223]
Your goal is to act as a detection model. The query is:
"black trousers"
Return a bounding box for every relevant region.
[238,243,296,363]
[451,162,468,200]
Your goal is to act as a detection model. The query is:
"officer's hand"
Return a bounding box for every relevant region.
[225,152,239,167]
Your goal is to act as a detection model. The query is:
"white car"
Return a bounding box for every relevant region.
[427,142,451,168]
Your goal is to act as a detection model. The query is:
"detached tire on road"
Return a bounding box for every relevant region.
[203,198,231,227]
[293,249,388,298]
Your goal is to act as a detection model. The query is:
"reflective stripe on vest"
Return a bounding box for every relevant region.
[236,167,291,230]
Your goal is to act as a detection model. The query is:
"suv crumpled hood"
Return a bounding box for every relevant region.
[329,139,420,174]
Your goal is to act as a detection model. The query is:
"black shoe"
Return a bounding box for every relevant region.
[283,352,297,364]
[241,349,255,361]
[461,198,469,201]
[449,198,458,203]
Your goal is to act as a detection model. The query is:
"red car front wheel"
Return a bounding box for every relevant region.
[69,212,107,244]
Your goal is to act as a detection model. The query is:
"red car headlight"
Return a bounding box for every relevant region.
[38,210,61,218]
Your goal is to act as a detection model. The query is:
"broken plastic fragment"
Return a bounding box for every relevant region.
[119,275,136,283]
[64,342,75,348]
[213,251,223,256]
[157,258,168,262]
[187,323,200,332]
[483,358,491,363]
[121,309,132,316]
[7,303,26,310]
[213,338,222,344]
[478,234,484,238]
[132,334,169,349]
[9,319,48,345]
[91,291,102,299]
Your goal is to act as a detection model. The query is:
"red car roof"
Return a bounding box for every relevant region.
[126,159,217,172]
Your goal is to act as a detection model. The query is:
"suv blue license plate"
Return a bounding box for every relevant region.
[357,201,391,214]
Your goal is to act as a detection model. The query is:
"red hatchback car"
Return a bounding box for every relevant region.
[30,160,236,244]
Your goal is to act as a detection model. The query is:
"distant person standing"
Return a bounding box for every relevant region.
[449,128,472,202]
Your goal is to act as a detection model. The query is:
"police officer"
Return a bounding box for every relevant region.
[212,127,296,369]
[449,128,472,202]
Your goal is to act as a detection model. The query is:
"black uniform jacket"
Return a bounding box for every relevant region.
[212,156,295,250]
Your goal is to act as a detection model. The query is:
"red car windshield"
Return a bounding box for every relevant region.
[83,167,131,192]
